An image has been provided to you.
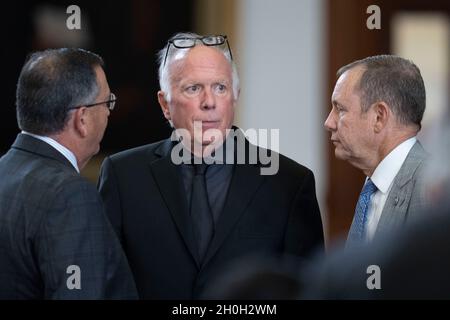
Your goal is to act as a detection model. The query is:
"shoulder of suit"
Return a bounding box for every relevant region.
[412,139,428,154]
[252,143,314,178]
[32,170,101,212]
[279,153,314,177]
[3,154,98,207]
[391,140,429,187]
[107,139,167,163]
[35,164,96,197]
[6,150,80,188]
[406,140,429,171]
[55,175,100,202]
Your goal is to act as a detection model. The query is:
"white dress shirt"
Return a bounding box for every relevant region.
[365,136,417,242]
[22,131,80,173]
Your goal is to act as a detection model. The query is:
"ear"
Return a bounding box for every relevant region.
[233,88,241,107]
[72,107,89,138]
[157,90,171,120]
[373,102,390,133]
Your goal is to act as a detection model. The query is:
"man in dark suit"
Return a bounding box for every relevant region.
[98,32,324,299]
[0,48,137,299]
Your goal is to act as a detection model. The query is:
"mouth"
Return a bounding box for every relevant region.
[331,140,339,146]
[199,120,221,130]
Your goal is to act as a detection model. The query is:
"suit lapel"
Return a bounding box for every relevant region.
[377,141,427,233]
[377,179,413,233]
[149,139,201,268]
[202,142,266,267]
[149,134,268,268]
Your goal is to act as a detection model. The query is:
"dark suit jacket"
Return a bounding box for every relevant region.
[0,134,137,299]
[98,132,324,299]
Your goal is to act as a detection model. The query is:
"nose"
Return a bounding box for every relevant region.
[200,88,216,110]
[324,110,336,132]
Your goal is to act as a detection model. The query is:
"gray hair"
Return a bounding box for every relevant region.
[16,48,104,135]
[337,55,426,129]
[157,32,240,102]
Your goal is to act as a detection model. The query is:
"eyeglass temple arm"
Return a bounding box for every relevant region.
[225,39,233,61]
[163,43,172,67]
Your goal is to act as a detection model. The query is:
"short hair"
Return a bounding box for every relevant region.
[157,32,240,102]
[337,55,426,129]
[16,48,104,135]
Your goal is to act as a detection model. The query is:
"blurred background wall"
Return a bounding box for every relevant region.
[1,0,448,246]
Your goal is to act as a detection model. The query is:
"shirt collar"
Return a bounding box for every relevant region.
[177,131,237,165]
[21,131,80,173]
[370,136,417,193]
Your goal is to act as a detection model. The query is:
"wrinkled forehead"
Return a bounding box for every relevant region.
[173,46,229,67]
[169,46,232,80]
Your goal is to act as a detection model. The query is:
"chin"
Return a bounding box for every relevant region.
[334,149,348,161]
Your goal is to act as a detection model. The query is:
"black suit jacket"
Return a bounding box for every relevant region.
[98,133,324,299]
[0,134,137,299]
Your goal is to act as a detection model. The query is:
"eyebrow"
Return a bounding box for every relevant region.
[332,100,345,109]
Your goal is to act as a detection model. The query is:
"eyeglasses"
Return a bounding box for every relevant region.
[163,35,233,66]
[69,93,117,111]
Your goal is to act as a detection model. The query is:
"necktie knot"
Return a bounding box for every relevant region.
[362,179,377,197]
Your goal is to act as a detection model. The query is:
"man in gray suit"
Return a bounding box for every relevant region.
[303,106,450,299]
[0,48,137,299]
[324,55,428,246]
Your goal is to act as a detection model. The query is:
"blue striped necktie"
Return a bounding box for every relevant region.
[348,179,378,243]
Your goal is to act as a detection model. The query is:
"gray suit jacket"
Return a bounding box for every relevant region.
[348,141,428,242]
[376,141,428,235]
[0,134,137,299]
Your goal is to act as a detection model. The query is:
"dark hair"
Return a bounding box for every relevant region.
[337,55,426,129]
[16,48,104,135]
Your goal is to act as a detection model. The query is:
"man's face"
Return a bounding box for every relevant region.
[324,67,375,168]
[86,66,110,156]
[158,46,236,151]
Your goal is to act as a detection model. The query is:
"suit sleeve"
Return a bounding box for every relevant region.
[97,156,124,243]
[36,177,137,299]
[284,169,324,258]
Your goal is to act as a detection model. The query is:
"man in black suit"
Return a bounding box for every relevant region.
[0,48,137,299]
[98,32,324,299]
